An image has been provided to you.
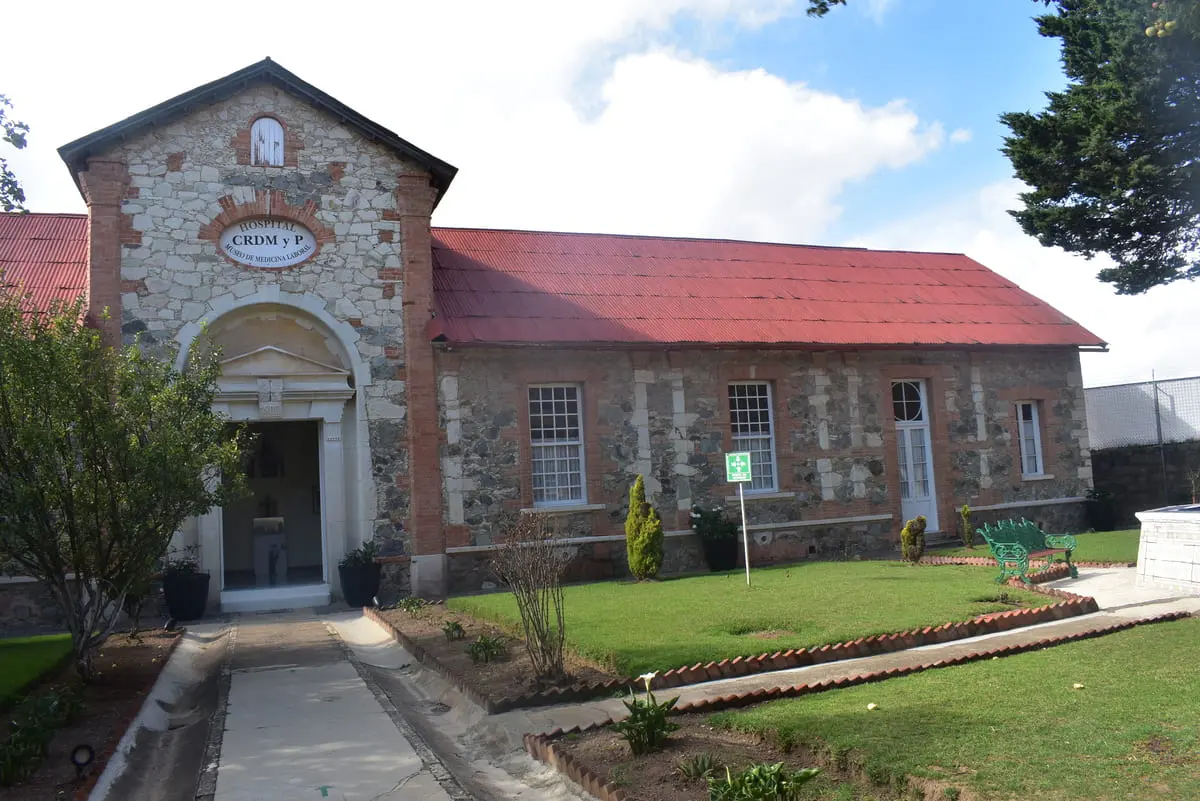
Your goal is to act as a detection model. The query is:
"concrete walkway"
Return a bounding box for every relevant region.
[213,615,464,801]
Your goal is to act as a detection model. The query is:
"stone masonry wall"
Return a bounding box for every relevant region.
[103,85,423,553]
[436,346,1093,583]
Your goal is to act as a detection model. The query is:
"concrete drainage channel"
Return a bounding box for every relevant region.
[87,613,589,801]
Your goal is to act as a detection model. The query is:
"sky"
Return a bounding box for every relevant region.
[4,0,1196,388]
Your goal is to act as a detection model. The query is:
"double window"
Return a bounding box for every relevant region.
[529,385,585,506]
[1016,401,1045,477]
[728,382,778,492]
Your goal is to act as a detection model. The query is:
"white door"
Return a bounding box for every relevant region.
[893,380,939,532]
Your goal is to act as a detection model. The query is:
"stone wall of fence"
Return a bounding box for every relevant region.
[1091,441,1200,526]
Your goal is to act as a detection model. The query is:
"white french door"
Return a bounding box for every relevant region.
[893,380,939,532]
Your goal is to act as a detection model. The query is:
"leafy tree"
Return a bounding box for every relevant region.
[805,0,1200,294]
[625,475,664,580]
[1,94,29,212]
[0,293,248,679]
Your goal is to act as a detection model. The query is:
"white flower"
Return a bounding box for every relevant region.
[1072,683,1085,690]
[638,671,659,692]
[867,703,878,711]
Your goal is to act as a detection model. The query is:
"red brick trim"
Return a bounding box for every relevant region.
[364,579,1100,713]
[197,190,334,272]
[166,151,185,172]
[230,113,304,168]
[525,610,1190,801]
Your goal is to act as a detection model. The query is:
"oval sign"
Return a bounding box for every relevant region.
[219,217,316,269]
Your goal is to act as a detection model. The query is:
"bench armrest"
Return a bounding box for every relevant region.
[1044,534,1077,552]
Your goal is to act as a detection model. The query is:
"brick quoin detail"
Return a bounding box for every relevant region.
[197,190,335,272]
[378,229,394,243]
[120,279,147,295]
[378,267,403,280]
[382,283,396,300]
[396,172,444,558]
[78,157,131,344]
[230,113,303,167]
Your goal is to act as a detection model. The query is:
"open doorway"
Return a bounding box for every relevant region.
[222,421,323,590]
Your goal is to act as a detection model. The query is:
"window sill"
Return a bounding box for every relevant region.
[521,503,607,515]
[724,490,793,502]
[1021,473,1056,482]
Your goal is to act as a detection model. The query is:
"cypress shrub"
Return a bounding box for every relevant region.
[625,475,663,580]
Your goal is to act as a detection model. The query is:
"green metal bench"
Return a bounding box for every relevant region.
[976,518,1078,584]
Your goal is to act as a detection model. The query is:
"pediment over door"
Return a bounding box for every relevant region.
[219,345,350,379]
[216,346,354,418]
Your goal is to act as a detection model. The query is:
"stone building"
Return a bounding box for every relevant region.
[0,59,1106,614]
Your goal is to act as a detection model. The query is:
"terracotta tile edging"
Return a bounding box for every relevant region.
[524,611,1192,801]
[72,631,185,801]
[363,575,1102,714]
[922,555,1136,569]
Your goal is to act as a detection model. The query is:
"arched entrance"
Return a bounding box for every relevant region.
[177,298,372,612]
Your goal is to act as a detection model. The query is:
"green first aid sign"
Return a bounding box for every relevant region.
[725,451,752,483]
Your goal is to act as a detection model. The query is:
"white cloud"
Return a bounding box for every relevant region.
[865,0,897,24]
[851,179,1200,388]
[949,127,973,144]
[5,0,942,246]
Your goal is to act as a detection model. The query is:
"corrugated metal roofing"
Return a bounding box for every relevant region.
[430,228,1105,348]
[0,215,1104,349]
[0,213,88,311]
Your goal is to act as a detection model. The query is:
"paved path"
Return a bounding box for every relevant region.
[214,614,464,801]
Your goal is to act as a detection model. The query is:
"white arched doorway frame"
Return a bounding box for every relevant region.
[175,288,377,611]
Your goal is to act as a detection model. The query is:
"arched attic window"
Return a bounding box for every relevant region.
[250,117,285,166]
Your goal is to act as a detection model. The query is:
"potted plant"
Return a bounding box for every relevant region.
[339,541,381,608]
[690,505,740,572]
[162,547,210,622]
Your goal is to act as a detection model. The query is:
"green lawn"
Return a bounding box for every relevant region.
[448,562,1046,675]
[935,528,1140,564]
[712,616,1199,801]
[0,633,72,703]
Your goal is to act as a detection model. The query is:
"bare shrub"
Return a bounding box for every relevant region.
[490,513,570,683]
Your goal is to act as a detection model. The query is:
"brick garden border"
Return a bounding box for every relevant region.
[363,574,1100,714]
[523,610,1192,801]
[923,555,1136,569]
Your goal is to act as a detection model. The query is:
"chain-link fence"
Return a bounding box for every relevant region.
[1085,376,1200,450]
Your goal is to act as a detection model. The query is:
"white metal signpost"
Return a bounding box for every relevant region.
[725,451,753,585]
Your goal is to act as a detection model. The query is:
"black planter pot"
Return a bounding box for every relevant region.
[162,572,210,622]
[339,563,382,608]
[701,537,740,572]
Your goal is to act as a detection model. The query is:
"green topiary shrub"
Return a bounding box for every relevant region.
[625,475,664,580]
[900,515,927,563]
[959,504,973,549]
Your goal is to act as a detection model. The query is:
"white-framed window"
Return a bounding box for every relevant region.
[1016,401,1044,477]
[250,117,285,166]
[728,382,778,492]
[528,384,586,506]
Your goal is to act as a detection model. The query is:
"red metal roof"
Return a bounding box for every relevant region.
[430,228,1105,348]
[0,213,88,311]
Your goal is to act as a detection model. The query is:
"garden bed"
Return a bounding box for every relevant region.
[1,630,180,800]
[366,604,622,712]
[535,712,934,801]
